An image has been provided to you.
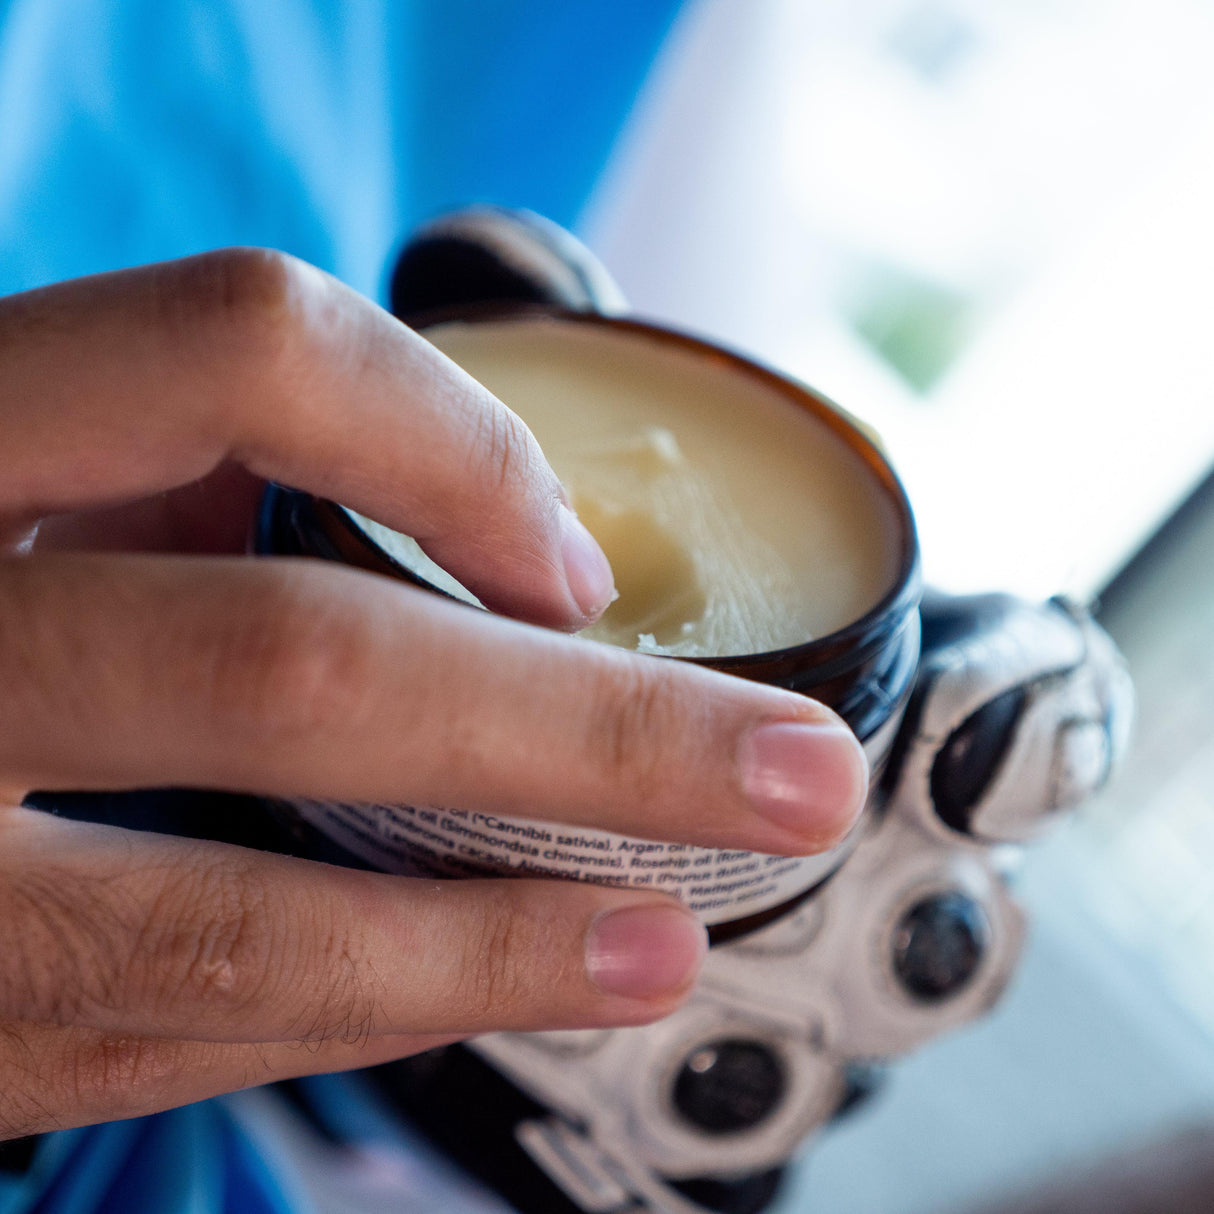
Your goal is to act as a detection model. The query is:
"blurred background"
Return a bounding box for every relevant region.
[586,3,1214,1212]
[2,0,1214,1210]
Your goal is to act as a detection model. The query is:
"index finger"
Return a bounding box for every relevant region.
[0,249,613,627]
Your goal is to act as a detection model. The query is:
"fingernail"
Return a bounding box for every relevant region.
[737,721,869,843]
[585,905,708,1000]
[560,508,615,620]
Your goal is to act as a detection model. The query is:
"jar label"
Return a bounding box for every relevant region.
[283,798,836,926]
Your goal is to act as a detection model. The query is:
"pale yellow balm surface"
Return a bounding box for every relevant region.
[353,318,900,658]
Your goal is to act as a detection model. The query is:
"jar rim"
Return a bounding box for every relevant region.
[341,304,922,668]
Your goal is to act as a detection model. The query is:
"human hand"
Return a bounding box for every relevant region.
[0,249,868,1139]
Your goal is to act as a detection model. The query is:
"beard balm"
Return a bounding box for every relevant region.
[257,310,921,933]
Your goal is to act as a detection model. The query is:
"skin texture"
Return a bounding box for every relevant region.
[0,249,867,1140]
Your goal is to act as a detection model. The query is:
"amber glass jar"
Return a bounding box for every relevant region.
[255,308,920,938]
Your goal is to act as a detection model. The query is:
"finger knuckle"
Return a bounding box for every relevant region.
[466,397,539,501]
[0,1025,62,1139]
[456,892,534,1023]
[68,1035,170,1111]
[157,860,273,1012]
[161,859,380,1046]
[0,865,121,1024]
[140,858,379,1045]
[153,247,314,372]
[3,1030,202,1135]
[586,658,681,798]
[202,574,377,744]
[65,1034,232,1126]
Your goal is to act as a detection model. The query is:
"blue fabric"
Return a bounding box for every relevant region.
[0,3,684,1210]
[0,0,682,301]
[0,1105,299,1214]
[216,1117,302,1214]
